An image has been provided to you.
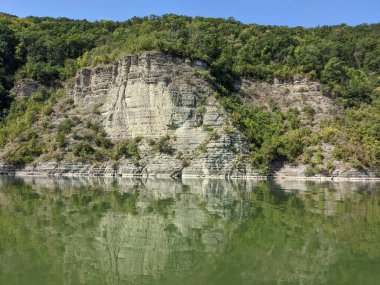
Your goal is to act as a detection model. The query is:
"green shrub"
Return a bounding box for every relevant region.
[303,105,315,119]
[86,121,101,132]
[285,108,301,129]
[58,117,80,132]
[43,106,54,116]
[31,88,51,102]
[304,166,316,177]
[277,130,305,163]
[221,95,311,172]
[154,135,175,155]
[196,105,206,118]
[56,132,67,148]
[95,135,113,148]
[111,139,140,161]
[93,149,107,162]
[73,142,95,158]
[7,139,43,167]
[208,130,220,140]
[320,127,337,144]
[326,161,335,172]
[315,147,324,165]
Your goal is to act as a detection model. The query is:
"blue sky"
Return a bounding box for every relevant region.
[1,0,379,27]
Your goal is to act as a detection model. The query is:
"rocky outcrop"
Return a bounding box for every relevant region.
[74,52,210,141]
[0,162,15,175]
[237,77,339,125]
[69,51,257,178]
[10,78,40,99]
[273,164,378,180]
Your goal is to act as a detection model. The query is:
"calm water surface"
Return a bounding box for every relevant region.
[0,177,379,285]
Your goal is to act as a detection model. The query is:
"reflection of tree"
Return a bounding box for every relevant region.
[204,180,380,285]
[0,177,379,285]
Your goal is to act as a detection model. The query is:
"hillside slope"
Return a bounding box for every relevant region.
[0,51,374,178]
[0,52,255,177]
[0,14,378,178]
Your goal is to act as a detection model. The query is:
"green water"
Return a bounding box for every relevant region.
[0,177,379,285]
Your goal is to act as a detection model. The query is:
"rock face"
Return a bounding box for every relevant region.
[70,52,256,178]
[10,79,40,99]
[0,162,15,175]
[75,52,213,142]
[237,78,338,125]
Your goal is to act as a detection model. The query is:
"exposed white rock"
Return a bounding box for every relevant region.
[71,51,254,178]
[10,78,40,99]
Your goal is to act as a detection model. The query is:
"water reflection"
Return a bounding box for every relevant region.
[0,177,379,285]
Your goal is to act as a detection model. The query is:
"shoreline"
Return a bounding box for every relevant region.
[1,162,378,182]
[1,172,379,182]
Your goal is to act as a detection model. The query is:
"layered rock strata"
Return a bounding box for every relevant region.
[70,52,256,178]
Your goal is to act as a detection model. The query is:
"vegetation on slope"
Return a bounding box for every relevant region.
[0,13,378,174]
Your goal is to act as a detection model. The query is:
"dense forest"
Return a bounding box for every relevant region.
[0,13,379,174]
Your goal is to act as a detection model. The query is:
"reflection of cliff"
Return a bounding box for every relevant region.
[0,177,251,285]
[0,177,379,285]
[60,179,246,285]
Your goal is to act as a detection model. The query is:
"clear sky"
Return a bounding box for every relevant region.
[1,0,379,27]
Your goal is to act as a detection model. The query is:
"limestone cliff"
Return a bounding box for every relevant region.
[74,52,210,141]
[72,52,253,177]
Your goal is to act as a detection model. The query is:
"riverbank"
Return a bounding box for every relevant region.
[1,163,378,181]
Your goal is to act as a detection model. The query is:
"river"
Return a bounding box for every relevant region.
[0,176,379,284]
